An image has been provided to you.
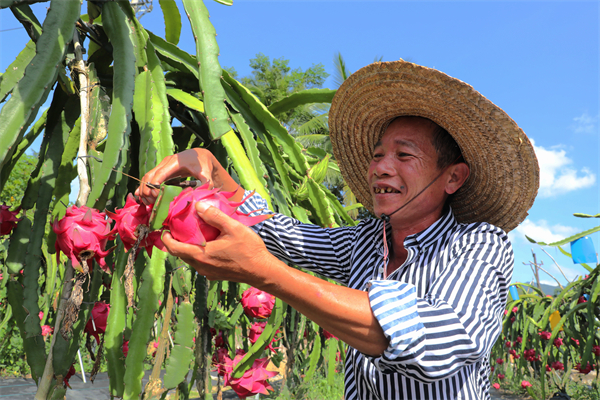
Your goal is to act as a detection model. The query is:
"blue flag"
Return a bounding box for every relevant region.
[570,236,597,264]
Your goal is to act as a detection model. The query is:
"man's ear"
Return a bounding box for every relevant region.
[445,162,470,195]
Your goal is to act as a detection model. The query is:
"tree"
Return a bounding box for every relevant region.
[240,53,329,133]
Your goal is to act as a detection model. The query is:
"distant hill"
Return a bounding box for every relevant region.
[514,282,560,297]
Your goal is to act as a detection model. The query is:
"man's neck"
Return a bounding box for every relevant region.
[386,206,446,276]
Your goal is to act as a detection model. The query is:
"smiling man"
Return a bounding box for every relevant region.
[137,61,539,399]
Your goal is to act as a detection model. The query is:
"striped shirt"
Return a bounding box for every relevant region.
[240,193,513,400]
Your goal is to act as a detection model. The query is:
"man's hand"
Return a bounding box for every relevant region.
[135,148,244,205]
[161,201,273,286]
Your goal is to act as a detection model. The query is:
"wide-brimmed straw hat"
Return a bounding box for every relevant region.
[329,61,539,232]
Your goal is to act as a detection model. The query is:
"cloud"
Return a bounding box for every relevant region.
[512,219,578,245]
[530,139,596,197]
[571,112,598,134]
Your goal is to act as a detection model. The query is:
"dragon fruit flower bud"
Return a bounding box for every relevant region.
[105,193,164,256]
[162,184,272,247]
[0,204,21,236]
[241,287,275,319]
[52,206,114,272]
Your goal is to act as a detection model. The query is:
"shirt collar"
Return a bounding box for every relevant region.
[403,206,457,249]
[374,206,458,253]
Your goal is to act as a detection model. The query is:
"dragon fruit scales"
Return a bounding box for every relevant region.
[162,183,271,247]
[106,193,163,256]
[52,206,113,272]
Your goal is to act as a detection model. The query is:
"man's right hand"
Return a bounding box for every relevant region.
[135,148,217,205]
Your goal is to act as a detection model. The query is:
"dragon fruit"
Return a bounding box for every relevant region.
[84,301,110,344]
[0,204,21,236]
[223,353,278,399]
[52,206,113,272]
[162,183,271,247]
[248,321,279,352]
[241,287,275,319]
[106,193,164,256]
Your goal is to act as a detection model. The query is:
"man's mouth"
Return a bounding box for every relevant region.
[373,187,401,194]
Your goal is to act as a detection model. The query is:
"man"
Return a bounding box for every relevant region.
[137,61,539,399]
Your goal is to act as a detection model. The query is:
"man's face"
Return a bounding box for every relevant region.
[367,117,449,223]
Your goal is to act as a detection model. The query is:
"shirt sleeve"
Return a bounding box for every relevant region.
[366,224,513,382]
[238,190,361,286]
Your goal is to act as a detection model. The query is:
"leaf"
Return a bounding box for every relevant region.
[182,0,231,139]
[212,0,233,5]
[159,0,181,45]
[308,154,330,185]
[86,1,135,209]
[0,40,36,103]
[0,0,79,179]
[166,88,205,112]
[268,88,336,116]
[574,213,600,218]
[525,224,600,247]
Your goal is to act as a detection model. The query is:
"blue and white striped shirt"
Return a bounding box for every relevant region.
[240,193,513,400]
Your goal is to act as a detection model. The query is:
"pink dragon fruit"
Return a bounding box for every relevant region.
[223,352,278,399]
[162,184,272,247]
[53,206,114,272]
[0,204,21,236]
[212,347,231,377]
[248,321,279,352]
[241,287,275,319]
[106,193,164,256]
[84,301,110,344]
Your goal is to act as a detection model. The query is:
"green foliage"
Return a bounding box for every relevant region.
[0,1,356,399]
[492,216,600,399]
[0,152,37,206]
[240,53,329,133]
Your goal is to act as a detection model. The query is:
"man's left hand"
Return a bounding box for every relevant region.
[161,201,273,285]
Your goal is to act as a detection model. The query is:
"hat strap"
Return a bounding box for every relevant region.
[380,154,462,277]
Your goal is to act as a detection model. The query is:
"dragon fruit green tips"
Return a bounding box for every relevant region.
[163,183,272,247]
[53,206,113,272]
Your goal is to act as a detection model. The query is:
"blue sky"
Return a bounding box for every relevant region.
[1,0,598,286]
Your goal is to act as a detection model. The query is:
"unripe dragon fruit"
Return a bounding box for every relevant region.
[241,287,275,319]
[106,193,164,256]
[163,184,271,247]
[0,204,21,236]
[52,206,113,272]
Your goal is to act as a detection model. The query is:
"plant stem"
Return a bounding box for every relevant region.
[34,263,75,400]
[71,29,90,207]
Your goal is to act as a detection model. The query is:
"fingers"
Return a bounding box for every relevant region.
[195,202,241,234]
[161,231,197,258]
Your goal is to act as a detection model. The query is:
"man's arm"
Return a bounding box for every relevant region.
[365,224,513,381]
[161,201,390,357]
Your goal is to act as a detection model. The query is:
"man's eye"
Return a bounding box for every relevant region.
[373,153,383,159]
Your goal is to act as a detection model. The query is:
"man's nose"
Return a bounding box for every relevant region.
[373,155,396,177]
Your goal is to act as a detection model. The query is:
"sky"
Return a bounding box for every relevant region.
[1,0,598,286]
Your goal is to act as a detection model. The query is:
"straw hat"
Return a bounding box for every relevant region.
[329,61,539,232]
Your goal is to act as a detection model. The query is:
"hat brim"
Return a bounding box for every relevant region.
[329,61,539,232]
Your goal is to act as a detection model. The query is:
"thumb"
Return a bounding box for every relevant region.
[195,201,237,233]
